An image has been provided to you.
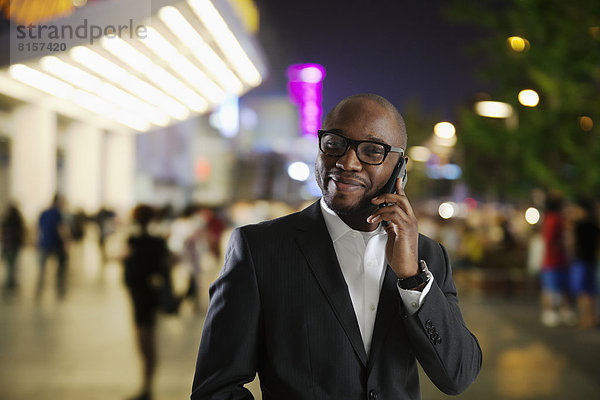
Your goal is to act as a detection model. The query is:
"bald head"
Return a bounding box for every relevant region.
[323,93,407,148]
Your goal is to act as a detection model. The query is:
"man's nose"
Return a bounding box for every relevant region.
[335,146,362,171]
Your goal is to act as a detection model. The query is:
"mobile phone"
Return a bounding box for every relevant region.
[378,157,407,226]
[379,157,407,196]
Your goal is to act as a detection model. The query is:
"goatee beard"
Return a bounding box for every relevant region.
[324,194,377,217]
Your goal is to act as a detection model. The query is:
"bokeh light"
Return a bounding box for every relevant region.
[475,101,514,118]
[438,202,457,219]
[518,89,539,107]
[578,116,593,132]
[507,36,530,52]
[525,207,541,225]
[409,146,431,162]
[434,122,456,139]
[287,161,310,181]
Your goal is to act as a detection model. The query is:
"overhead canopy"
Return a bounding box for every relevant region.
[0,0,267,132]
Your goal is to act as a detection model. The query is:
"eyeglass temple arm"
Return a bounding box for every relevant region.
[389,146,404,156]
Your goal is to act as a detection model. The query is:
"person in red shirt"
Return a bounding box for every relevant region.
[540,193,575,326]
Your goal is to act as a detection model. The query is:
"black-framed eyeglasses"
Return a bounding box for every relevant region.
[317,130,404,165]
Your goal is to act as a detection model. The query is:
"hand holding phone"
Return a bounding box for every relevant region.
[369,156,419,280]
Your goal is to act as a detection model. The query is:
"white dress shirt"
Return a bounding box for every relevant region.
[320,198,434,355]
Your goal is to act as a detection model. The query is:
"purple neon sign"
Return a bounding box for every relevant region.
[287,63,326,137]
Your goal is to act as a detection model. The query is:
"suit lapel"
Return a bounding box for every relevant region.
[367,265,400,372]
[295,201,368,367]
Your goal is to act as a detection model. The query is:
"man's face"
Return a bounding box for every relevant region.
[315,99,405,216]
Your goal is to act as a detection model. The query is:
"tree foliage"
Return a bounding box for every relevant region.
[446,0,600,200]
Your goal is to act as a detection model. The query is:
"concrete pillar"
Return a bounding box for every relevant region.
[11,104,57,224]
[64,122,103,215]
[104,131,136,215]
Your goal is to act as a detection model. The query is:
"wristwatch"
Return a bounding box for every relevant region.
[398,260,431,290]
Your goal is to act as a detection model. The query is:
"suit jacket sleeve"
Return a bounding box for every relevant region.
[191,228,261,400]
[402,238,482,395]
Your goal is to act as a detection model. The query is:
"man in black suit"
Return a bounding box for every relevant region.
[191,94,482,399]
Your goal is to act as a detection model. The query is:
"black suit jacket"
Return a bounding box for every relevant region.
[191,201,481,399]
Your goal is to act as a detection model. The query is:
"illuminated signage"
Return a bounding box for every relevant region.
[286,63,326,137]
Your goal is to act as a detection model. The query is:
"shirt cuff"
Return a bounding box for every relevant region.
[397,274,435,316]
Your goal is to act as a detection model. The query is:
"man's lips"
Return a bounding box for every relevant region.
[328,175,367,192]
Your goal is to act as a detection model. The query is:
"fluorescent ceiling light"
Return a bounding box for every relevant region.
[145,65,208,112]
[142,27,225,103]
[4,1,264,132]
[188,0,262,86]
[70,46,126,84]
[98,83,170,127]
[40,56,101,93]
[40,56,170,127]
[101,36,208,112]
[72,89,110,115]
[159,5,243,94]
[100,36,151,72]
[9,64,73,99]
[72,89,151,131]
[70,46,189,120]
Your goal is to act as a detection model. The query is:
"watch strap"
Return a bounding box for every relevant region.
[398,260,430,290]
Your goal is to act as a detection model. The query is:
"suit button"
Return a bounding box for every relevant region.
[435,337,443,345]
[368,390,378,399]
[425,320,433,329]
[427,327,436,334]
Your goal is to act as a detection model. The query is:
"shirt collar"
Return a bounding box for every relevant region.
[320,197,385,243]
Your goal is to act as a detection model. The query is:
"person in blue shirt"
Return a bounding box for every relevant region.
[37,194,69,299]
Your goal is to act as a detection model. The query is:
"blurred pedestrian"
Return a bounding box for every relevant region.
[569,198,599,328]
[201,206,226,260]
[540,193,575,326]
[69,208,87,243]
[1,203,25,296]
[37,194,70,299]
[526,225,544,277]
[123,204,178,400]
[95,206,115,263]
[168,205,207,312]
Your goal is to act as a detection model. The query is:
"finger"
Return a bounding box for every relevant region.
[372,193,414,216]
[395,174,404,194]
[371,193,401,206]
[367,204,410,224]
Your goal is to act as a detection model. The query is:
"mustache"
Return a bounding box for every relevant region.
[327,171,369,187]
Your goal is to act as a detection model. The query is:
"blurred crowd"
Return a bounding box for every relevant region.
[0,192,598,398]
[1,193,598,323]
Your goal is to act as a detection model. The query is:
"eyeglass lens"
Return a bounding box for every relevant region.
[320,132,387,165]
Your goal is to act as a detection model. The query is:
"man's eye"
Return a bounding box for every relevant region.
[362,145,385,155]
[326,139,344,148]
